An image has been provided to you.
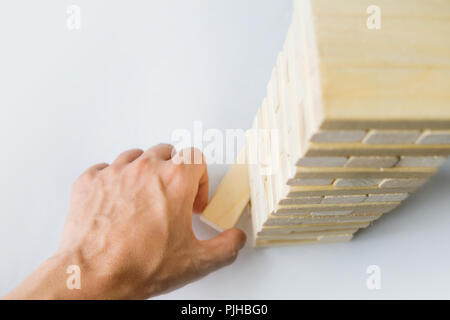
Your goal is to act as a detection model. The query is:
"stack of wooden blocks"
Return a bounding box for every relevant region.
[201,0,450,247]
[248,0,450,247]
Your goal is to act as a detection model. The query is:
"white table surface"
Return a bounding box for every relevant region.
[1,0,449,299]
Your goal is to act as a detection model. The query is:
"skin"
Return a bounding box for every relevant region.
[4,144,246,299]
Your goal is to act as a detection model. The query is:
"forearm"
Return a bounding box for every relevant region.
[2,251,109,300]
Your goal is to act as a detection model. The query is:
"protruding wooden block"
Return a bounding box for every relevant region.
[396,156,447,167]
[366,193,409,203]
[200,149,250,232]
[379,178,428,188]
[334,178,382,187]
[322,195,367,204]
[416,130,450,145]
[310,130,367,143]
[345,156,399,168]
[363,130,421,144]
[297,156,348,167]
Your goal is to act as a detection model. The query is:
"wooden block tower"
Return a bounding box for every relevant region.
[201,0,450,247]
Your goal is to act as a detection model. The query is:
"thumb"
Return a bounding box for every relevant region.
[196,228,247,273]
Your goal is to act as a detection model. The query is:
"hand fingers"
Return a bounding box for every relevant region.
[112,149,144,168]
[193,174,208,213]
[172,148,209,213]
[194,229,246,274]
[83,162,109,175]
[142,143,175,161]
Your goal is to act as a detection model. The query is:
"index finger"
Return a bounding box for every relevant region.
[173,148,209,213]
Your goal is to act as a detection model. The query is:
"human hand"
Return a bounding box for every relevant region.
[5,145,246,299]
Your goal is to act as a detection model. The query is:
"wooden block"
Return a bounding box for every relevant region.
[274,202,398,216]
[297,156,348,167]
[290,0,450,131]
[366,193,409,203]
[416,130,450,145]
[363,130,421,145]
[255,234,353,248]
[279,196,323,206]
[310,130,367,143]
[258,222,370,236]
[264,213,383,226]
[379,178,428,188]
[396,156,447,167]
[334,178,381,187]
[287,178,334,186]
[305,143,450,157]
[345,156,399,168]
[257,228,359,241]
[311,210,354,216]
[200,149,250,232]
[322,195,367,204]
[294,167,434,180]
[287,185,417,197]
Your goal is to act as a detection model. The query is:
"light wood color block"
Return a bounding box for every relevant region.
[255,234,354,248]
[334,178,382,187]
[287,178,334,186]
[257,228,359,241]
[345,156,399,168]
[322,195,367,204]
[200,149,250,232]
[416,130,450,145]
[274,202,398,216]
[305,0,450,130]
[297,156,348,167]
[294,167,434,180]
[287,185,417,197]
[311,210,354,217]
[366,193,409,203]
[264,213,383,227]
[279,196,323,205]
[258,222,370,236]
[305,143,450,157]
[379,178,428,189]
[396,156,447,167]
[363,130,421,145]
[310,130,367,143]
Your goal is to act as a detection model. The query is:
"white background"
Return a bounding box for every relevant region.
[0,0,449,299]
